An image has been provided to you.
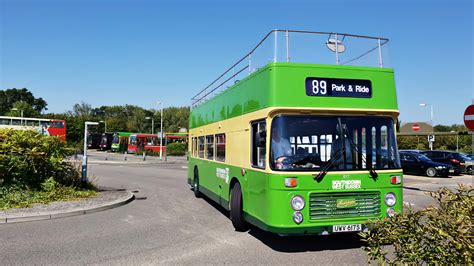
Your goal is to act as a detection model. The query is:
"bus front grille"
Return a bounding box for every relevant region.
[309,192,381,220]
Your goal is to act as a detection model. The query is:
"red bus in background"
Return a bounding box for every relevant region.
[0,116,67,142]
[127,133,165,154]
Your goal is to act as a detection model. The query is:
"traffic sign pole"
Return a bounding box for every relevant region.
[427,134,435,150]
[463,102,474,154]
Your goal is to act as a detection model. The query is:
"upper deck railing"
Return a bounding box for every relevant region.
[191,29,390,108]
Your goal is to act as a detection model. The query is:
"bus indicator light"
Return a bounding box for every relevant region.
[285,178,298,188]
[241,168,246,176]
[390,175,401,185]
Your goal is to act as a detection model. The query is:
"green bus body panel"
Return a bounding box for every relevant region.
[111,132,134,151]
[188,158,402,235]
[190,63,398,129]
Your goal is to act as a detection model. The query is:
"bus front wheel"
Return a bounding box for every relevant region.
[230,182,249,232]
[193,168,201,198]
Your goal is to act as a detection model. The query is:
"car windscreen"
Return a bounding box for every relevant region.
[270,115,400,171]
[414,154,431,161]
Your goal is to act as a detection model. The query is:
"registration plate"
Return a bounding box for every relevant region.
[333,224,362,233]
[449,169,454,173]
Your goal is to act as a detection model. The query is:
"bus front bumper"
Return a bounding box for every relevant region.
[245,186,403,236]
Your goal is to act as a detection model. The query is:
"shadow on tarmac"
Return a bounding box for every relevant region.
[199,190,364,253]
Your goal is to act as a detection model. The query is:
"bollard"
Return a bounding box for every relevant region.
[74,150,78,160]
[124,151,127,161]
[142,151,146,161]
[105,151,108,161]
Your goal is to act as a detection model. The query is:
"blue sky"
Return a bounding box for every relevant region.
[1,0,472,125]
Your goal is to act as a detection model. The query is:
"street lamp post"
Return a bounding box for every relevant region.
[145,117,154,135]
[99,120,107,133]
[10,107,24,125]
[158,101,163,161]
[82,121,99,186]
[419,103,434,150]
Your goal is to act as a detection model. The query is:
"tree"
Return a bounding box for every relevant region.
[0,88,47,115]
[70,102,93,117]
[4,101,41,117]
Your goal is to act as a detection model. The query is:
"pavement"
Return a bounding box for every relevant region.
[0,151,471,265]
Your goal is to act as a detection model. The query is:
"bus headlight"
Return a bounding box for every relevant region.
[293,212,303,224]
[385,192,396,207]
[291,195,305,211]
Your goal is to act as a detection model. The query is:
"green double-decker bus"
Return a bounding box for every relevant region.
[188,30,402,235]
[111,132,134,152]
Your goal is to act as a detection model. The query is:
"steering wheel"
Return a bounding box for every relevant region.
[275,156,295,165]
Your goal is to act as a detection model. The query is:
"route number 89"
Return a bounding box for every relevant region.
[312,80,327,95]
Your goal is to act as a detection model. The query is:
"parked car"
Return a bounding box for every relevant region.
[399,151,453,177]
[420,151,466,175]
[399,149,422,154]
[460,153,474,174]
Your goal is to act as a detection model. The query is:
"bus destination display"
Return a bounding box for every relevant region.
[305,77,372,98]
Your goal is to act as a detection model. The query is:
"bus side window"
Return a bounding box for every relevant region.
[251,120,266,169]
[11,118,21,126]
[216,134,225,162]
[194,137,198,157]
[206,135,214,160]
[198,136,205,158]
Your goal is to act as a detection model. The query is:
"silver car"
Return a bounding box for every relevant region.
[461,153,474,174]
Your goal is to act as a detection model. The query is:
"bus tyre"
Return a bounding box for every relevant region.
[426,167,437,177]
[230,182,249,232]
[193,169,201,198]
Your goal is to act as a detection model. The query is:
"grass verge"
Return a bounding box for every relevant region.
[0,178,97,211]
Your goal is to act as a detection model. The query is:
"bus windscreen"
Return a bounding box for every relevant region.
[270,115,400,171]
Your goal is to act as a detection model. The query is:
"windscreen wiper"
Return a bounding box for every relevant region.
[313,148,344,183]
[314,118,346,183]
[341,125,378,181]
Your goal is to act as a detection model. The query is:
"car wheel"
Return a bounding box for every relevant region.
[467,166,473,175]
[193,168,201,198]
[426,167,437,177]
[230,182,249,232]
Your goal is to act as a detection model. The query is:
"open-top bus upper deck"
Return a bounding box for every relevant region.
[190,30,396,129]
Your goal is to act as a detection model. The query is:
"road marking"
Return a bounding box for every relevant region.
[181,166,188,169]
[403,201,415,206]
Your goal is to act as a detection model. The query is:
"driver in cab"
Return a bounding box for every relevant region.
[271,128,292,169]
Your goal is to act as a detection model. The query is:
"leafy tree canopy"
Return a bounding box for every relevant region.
[5,100,41,117]
[0,88,48,115]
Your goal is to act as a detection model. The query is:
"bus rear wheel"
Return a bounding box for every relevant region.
[230,182,249,232]
[193,168,201,198]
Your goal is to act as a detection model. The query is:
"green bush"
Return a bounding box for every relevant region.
[0,129,79,188]
[359,185,473,264]
[166,142,186,156]
[0,129,96,210]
